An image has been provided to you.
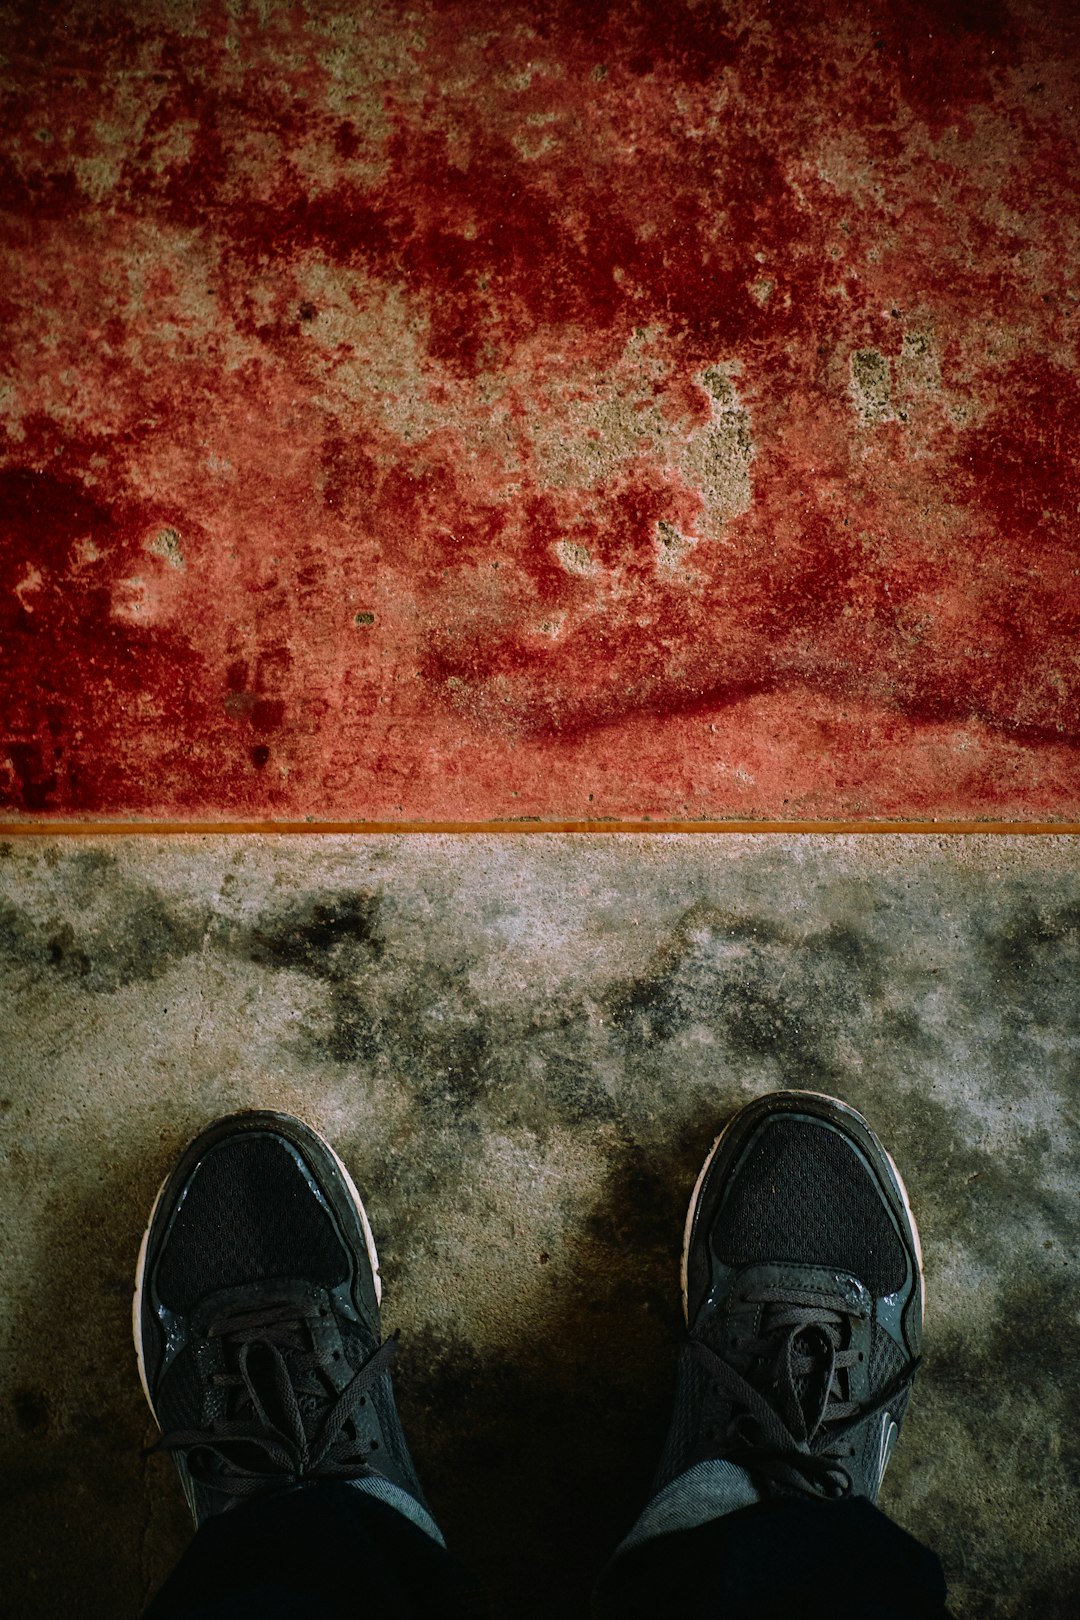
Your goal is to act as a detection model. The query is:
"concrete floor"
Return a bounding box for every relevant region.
[1,833,1078,1616]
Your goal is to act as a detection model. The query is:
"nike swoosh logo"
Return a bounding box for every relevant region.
[877,1413,898,1488]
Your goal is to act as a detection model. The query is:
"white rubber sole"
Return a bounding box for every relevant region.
[679,1089,925,1323]
[132,1117,382,1424]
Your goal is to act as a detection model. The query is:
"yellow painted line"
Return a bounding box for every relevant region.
[1,820,1079,836]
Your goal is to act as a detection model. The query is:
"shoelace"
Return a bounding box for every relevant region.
[149,1302,399,1500]
[692,1289,918,1500]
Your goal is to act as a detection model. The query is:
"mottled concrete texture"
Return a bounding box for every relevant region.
[1,834,1078,1616]
[2,1,1080,821]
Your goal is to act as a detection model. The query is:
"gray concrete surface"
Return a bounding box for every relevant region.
[1,834,1078,1618]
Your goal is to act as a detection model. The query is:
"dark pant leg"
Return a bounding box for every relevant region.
[143,1483,484,1620]
[594,1496,949,1620]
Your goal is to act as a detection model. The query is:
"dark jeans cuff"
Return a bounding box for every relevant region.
[143,1482,484,1620]
[594,1494,949,1620]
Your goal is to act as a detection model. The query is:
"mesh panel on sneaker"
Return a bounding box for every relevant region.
[154,1345,206,1433]
[715,1119,906,1295]
[155,1136,348,1309]
[651,1344,712,1491]
[869,1320,907,1386]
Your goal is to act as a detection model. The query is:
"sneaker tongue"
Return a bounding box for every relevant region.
[786,1322,839,1419]
[729,1261,871,1435]
[192,1277,329,1331]
[239,1338,323,1430]
[191,1282,339,1434]
[730,1260,872,1319]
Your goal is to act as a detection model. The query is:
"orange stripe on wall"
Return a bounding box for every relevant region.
[2,821,1079,838]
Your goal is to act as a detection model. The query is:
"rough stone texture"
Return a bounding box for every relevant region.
[2,1,1080,821]
[1,833,1077,1616]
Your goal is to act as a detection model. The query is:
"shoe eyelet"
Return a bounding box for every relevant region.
[333,1351,341,1360]
[370,1439,379,1450]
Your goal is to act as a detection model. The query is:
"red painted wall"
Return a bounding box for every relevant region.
[2,0,1078,820]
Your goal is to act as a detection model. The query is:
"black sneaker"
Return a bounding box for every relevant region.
[653,1089,924,1503]
[133,1110,427,1525]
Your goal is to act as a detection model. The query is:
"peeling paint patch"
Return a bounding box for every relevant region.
[555,541,596,577]
[145,528,185,570]
[850,348,893,424]
[655,519,697,574]
[682,369,754,538]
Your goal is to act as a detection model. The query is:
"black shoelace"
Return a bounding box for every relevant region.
[149,1302,399,1500]
[692,1287,919,1499]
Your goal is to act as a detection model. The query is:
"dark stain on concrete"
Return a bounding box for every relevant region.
[12,1388,50,1433]
[238,891,390,1065]
[244,890,384,977]
[239,897,505,1108]
[608,904,889,1090]
[0,850,204,991]
[393,1122,719,1607]
[398,1313,672,1610]
[976,893,1080,1035]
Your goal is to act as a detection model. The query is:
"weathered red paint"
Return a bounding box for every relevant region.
[1,0,1078,820]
